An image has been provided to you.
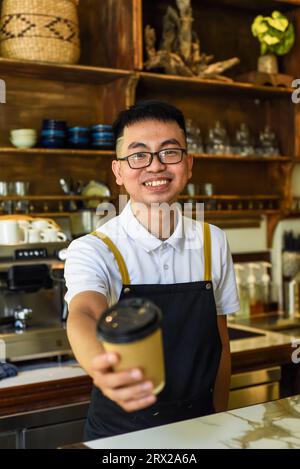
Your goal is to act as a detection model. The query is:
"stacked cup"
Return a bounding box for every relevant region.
[68,127,90,148]
[91,124,114,149]
[40,119,67,148]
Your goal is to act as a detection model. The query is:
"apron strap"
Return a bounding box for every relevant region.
[203,222,212,282]
[90,231,131,285]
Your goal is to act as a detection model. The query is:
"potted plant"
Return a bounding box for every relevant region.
[251,11,295,74]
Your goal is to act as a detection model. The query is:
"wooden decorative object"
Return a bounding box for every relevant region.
[238,71,294,88]
[144,0,240,82]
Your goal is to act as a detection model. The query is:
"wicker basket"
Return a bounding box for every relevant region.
[0,0,80,64]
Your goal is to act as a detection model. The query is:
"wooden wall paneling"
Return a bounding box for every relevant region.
[132,0,143,70]
[0,74,107,145]
[200,0,300,11]
[190,160,271,196]
[78,0,135,70]
[136,80,269,150]
[295,104,300,159]
[283,8,300,77]
[0,152,113,191]
[265,97,295,157]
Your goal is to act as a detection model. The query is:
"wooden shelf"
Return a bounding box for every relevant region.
[0,196,115,201]
[0,148,291,163]
[192,209,281,218]
[7,209,281,220]
[0,58,131,84]
[200,0,300,11]
[0,147,115,157]
[191,153,292,162]
[138,72,293,98]
[179,194,280,200]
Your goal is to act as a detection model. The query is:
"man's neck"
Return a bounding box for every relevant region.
[131,200,178,241]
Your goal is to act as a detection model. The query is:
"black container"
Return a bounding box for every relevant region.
[97,298,162,344]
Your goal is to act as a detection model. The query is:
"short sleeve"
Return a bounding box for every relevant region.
[64,237,110,305]
[214,232,240,315]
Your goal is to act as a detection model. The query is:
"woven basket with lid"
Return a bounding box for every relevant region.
[0,0,80,64]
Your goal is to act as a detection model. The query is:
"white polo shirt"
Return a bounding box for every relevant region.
[64,201,240,315]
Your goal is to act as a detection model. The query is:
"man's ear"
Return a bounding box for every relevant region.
[112,160,123,186]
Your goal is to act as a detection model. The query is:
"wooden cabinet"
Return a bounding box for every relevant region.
[0,0,300,244]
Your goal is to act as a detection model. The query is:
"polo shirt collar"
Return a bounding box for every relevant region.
[119,201,185,252]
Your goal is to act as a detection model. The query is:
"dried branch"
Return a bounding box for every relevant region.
[144,0,240,82]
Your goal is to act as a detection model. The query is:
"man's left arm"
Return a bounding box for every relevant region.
[213,315,231,413]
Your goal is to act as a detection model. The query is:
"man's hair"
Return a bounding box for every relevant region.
[112,100,187,144]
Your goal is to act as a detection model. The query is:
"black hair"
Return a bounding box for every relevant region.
[112,100,187,144]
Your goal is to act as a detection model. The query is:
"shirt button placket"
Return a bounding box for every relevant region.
[161,244,171,281]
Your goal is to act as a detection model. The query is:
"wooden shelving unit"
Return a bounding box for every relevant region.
[0,147,291,162]
[0,57,131,84]
[191,154,292,163]
[0,148,115,157]
[138,71,293,97]
[0,0,299,244]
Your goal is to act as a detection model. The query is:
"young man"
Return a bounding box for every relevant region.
[64,100,240,441]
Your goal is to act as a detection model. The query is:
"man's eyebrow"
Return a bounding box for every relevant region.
[127,141,149,150]
[127,138,182,151]
[159,139,181,148]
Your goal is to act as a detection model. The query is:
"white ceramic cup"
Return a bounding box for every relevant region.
[40,228,67,243]
[31,219,56,230]
[0,220,28,244]
[27,228,42,243]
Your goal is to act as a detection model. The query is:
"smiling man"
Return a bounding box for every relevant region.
[64,100,240,441]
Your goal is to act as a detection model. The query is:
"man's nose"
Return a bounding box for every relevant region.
[146,153,166,171]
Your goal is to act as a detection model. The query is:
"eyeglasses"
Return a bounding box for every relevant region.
[116,148,187,169]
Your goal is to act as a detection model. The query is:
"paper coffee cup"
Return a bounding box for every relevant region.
[97,298,165,395]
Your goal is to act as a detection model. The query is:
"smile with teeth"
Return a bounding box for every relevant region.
[144,179,170,187]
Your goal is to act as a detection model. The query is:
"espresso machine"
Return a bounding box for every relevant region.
[0,241,71,361]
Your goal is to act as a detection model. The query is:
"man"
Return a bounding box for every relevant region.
[64,100,240,441]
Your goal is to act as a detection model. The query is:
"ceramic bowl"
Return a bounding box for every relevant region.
[10,136,37,149]
[10,129,37,138]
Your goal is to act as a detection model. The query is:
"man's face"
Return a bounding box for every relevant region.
[112,119,193,206]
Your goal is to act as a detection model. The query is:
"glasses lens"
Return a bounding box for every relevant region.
[160,149,183,164]
[128,152,151,168]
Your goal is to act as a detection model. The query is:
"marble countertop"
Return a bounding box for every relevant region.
[227,322,295,354]
[0,359,86,389]
[85,394,300,449]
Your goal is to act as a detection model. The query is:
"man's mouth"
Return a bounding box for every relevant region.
[143,178,172,187]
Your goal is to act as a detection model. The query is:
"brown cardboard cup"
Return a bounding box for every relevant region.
[97,298,165,395]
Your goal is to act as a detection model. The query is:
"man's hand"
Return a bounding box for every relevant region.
[92,352,157,412]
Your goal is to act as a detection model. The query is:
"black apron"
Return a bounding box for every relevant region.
[84,222,222,441]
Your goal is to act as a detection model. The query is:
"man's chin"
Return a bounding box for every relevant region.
[140,194,179,206]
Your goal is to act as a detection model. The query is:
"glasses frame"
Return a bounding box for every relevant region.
[116,147,187,169]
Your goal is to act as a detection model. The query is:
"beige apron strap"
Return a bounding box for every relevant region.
[90,231,131,285]
[202,222,212,282]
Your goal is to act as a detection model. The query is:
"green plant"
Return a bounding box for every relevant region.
[252,11,295,56]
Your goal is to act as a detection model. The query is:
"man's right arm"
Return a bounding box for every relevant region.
[66,291,108,377]
[66,291,157,412]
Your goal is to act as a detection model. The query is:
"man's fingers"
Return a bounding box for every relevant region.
[122,395,157,412]
[101,368,144,389]
[91,352,119,372]
[109,380,154,403]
